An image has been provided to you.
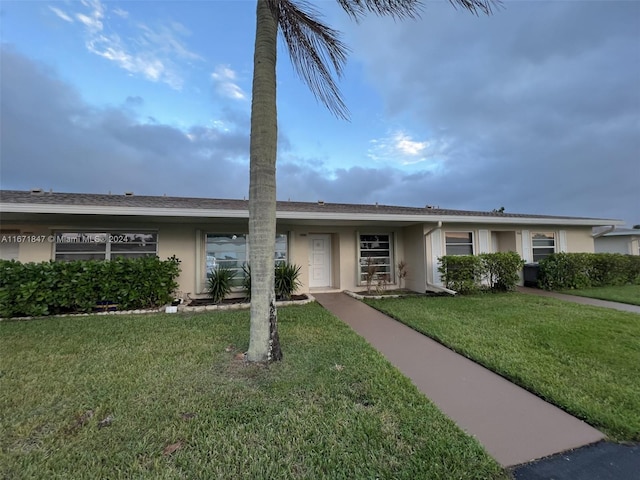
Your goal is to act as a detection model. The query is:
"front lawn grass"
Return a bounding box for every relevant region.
[561,284,640,306]
[0,304,506,479]
[365,293,640,441]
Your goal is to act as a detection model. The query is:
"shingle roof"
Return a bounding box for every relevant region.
[0,189,614,222]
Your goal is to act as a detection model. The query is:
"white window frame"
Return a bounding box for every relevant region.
[204,233,289,287]
[531,232,556,262]
[54,231,158,261]
[358,233,394,285]
[444,231,474,256]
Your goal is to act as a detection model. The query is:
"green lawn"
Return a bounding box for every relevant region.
[365,293,640,441]
[561,284,640,306]
[0,304,506,480]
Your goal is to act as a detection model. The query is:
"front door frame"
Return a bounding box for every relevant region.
[308,234,332,288]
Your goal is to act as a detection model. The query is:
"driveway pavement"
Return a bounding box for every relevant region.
[513,441,640,480]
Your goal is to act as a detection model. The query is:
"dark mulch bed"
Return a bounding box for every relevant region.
[188,294,309,307]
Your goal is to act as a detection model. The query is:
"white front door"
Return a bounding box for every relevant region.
[309,234,331,288]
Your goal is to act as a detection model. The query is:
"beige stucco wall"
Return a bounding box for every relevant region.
[286,225,405,293]
[1,218,600,297]
[494,231,519,254]
[0,224,55,262]
[564,228,595,253]
[422,224,596,287]
[0,220,198,297]
[435,224,594,255]
[402,224,426,292]
[155,225,199,298]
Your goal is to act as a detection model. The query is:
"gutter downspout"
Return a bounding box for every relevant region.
[592,225,616,239]
[423,222,457,296]
[424,221,443,239]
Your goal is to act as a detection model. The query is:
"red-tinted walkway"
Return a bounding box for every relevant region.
[314,293,605,467]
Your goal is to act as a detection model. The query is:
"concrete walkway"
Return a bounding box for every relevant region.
[314,293,605,468]
[517,287,640,314]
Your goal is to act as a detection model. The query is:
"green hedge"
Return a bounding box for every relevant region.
[538,253,640,290]
[0,256,181,318]
[438,252,525,294]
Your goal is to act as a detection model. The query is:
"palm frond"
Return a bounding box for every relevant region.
[446,0,500,16]
[337,0,500,20]
[272,0,350,120]
[336,0,423,20]
[270,0,499,120]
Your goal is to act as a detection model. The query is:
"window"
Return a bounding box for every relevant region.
[359,234,393,284]
[205,233,288,286]
[54,232,157,261]
[532,232,555,262]
[275,234,287,266]
[445,232,474,255]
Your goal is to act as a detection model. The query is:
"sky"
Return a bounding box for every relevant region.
[1,0,639,225]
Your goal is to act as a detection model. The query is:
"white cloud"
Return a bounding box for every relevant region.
[49,6,73,23]
[112,8,129,19]
[138,23,202,62]
[51,0,200,90]
[368,130,449,169]
[394,132,427,156]
[75,0,104,33]
[76,13,103,32]
[211,65,246,100]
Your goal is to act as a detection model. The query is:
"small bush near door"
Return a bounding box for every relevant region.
[234,262,303,301]
[275,263,302,300]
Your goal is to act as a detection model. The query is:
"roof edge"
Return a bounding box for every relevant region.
[1,202,624,227]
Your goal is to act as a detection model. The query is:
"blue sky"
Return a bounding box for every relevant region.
[1,0,639,225]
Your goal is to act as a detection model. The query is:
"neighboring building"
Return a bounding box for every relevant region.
[594,228,640,256]
[0,190,624,298]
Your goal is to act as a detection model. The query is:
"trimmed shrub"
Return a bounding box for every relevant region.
[589,254,638,287]
[0,256,181,318]
[438,255,483,294]
[538,253,640,290]
[537,253,591,290]
[439,252,525,294]
[480,252,525,291]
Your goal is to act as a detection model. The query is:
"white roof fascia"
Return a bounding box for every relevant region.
[276,211,623,227]
[1,202,623,227]
[436,215,625,227]
[601,231,640,237]
[0,203,249,218]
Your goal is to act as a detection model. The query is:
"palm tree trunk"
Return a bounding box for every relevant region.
[247,0,282,362]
